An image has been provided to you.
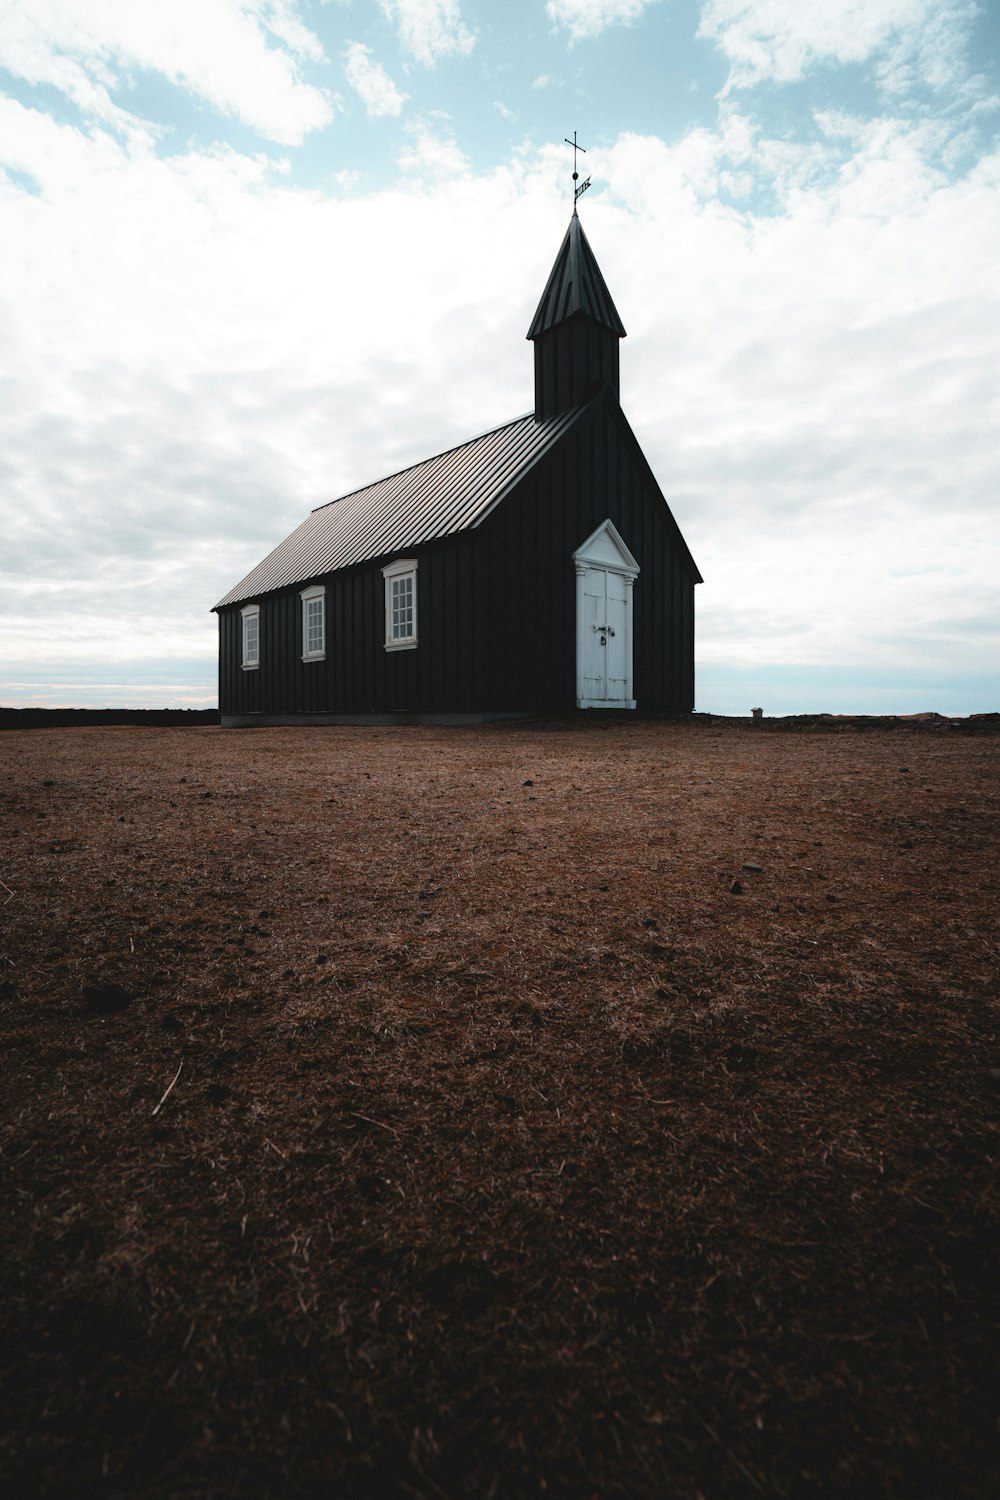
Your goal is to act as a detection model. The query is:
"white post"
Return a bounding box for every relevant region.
[623,574,635,708]
[574,562,589,708]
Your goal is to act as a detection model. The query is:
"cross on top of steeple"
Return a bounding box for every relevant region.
[564,131,591,209]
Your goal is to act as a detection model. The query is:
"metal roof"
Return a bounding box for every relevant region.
[214,406,586,610]
[526,211,627,342]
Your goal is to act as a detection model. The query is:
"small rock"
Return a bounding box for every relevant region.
[742,862,763,873]
[730,880,743,895]
[522,779,533,787]
[642,917,659,929]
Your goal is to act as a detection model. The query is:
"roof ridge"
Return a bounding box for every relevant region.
[466,387,606,532]
[310,410,536,514]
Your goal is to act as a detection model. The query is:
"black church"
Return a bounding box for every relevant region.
[213,205,701,725]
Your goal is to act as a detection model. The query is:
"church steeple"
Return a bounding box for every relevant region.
[527,210,626,421]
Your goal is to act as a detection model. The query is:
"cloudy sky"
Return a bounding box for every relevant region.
[1,0,997,715]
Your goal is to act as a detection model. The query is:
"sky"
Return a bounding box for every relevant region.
[1,0,998,717]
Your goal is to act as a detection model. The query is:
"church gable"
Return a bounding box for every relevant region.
[468,389,698,716]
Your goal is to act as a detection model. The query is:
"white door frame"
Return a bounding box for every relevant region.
[573,519,640,709]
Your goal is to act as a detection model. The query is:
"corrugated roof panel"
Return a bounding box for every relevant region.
[214,406,584,610]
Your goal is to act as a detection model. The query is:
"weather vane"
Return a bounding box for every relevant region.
[565,131,591,204]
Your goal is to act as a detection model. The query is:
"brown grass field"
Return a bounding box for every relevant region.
[1,718,998,1499]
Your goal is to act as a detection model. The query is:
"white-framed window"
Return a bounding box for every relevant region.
[241,604,260,670]
[381,559,418,651]
[300,584,326,661]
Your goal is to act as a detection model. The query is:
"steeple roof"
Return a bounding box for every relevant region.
[526,211,627,342]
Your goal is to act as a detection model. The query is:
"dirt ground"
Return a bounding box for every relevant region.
[1,717,998,1499]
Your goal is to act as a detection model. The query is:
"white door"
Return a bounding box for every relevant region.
[580,567,629,704]
[574,520,639,710]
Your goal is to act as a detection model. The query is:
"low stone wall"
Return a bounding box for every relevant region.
[0,708,220,730]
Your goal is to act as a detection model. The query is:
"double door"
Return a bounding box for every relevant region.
[579,564,631,705]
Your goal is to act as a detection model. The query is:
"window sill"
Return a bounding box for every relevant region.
[302,653,326,663]
[384,639,417,653]
[241,663,260,671]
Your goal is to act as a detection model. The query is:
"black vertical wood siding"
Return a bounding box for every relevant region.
[533,317,620,421]
[469,399,696,713]
[217,397,697,717]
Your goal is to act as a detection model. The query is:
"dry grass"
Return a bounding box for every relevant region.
[1,718,998,1499]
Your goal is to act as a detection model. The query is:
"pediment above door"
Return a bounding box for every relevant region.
[573,519,640,579]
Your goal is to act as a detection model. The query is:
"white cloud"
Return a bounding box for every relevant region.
[377,0,474,66]
[262,0,327,63]
[343,42,406,117]
[699,0,979,94]
[0,0,333,145]
[546,0,662,41]
[398,118,470,177]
